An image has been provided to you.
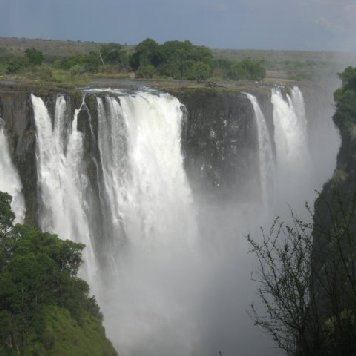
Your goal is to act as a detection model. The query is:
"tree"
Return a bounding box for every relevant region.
[100,43,128,67]
[247,211,315,355]
[227,59,266,80]
[247,192,356,355]
[136,64,157,78]
[6,56,27,74]
[0,192,14,238]
[24,48,44,66]
[130,38,214,80]
[338,66,356,91]
[157,40,213,79]
[0,191,107,354]
[129,38,162,70]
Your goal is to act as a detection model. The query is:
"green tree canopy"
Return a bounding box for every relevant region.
[100,43,128,67]
[0,192,14,237]
[0,191,113,355]
[334,66,356,133]
[129,38,162,70]
[24,48,44,66]
[338,66,356,91]
[129,39,214,80]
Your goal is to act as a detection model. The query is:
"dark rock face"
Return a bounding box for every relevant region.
[174,88,273,202]
[0,91,38,225]
[311,80,356,326]
[0,86,270,225]
[0,88,85,226]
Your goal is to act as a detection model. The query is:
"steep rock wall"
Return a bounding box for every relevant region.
[311,76,356,324]
[173,88,273,202]
[0,86,267,225]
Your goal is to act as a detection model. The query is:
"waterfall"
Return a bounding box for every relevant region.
[271,86,313,210]
[245,93,275,204]
[31,94,97,280]
[95,91,199,355]
[96,91,197,250]
[0,84,339,356]
[0,118,25,222]
[30,90,198,355]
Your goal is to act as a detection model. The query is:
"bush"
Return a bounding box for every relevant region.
[248,188,356,353]
[100,43,128,67]
[129,38,162,70]
[0,191,108,354]
[136,64,157,78]
[227,59,266,80]
[25,48,44,66]
[6,56,28,74]
[130,39,214,80]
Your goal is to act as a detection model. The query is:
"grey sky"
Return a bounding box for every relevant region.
[1,0,356,51]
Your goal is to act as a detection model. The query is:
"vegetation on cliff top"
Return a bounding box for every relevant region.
[0,191,117,355]
[334,66,356,134]
[0,37,266,84]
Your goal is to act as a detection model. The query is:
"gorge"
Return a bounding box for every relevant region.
[0,82,340,355]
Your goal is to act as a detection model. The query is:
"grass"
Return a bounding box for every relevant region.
[32,306,118,356]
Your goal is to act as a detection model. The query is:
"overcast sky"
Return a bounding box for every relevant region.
[1,0,356,51]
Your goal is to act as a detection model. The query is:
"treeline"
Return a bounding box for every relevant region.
[0,192,117,355]
[0,38,266,82]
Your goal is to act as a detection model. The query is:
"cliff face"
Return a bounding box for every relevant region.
[0,88,83,225]
[311,71,356,328]
[313,79,356,256]
[0,86,270,225]
[175,88,273,202]
[0,90,38,225]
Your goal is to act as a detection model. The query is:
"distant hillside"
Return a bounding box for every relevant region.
[0,37,99,57]
[213,48,356,80]
[0,36,133,58]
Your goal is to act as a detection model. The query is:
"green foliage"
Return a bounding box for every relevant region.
[100,43,128,67]
[38,306,116,355]
[6,56,28,74]
[130,39,214,80]
[338,66,356,91]
[129,38,161,70]
[6,48,44,74]
[228,59,265,80]
[56,51,100,73]
[157,40,213,80]
[248,189,356,355]
[0,192,115,355]
[1,37,270,82]
[136,64,157,78]
[213,58,266,80]
[25,48,44,66]
[0,192,15,237]
[38,66,54,82]
[334,67,356,133]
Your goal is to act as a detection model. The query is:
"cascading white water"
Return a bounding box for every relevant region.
[95,91,199,355]
[121,92,197,246]
[96,95,127,255]
[31,94,97,280]
[0,118,25,222]
[271,86,313,209]
[96,91,197,249]
[245,93,275,205]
